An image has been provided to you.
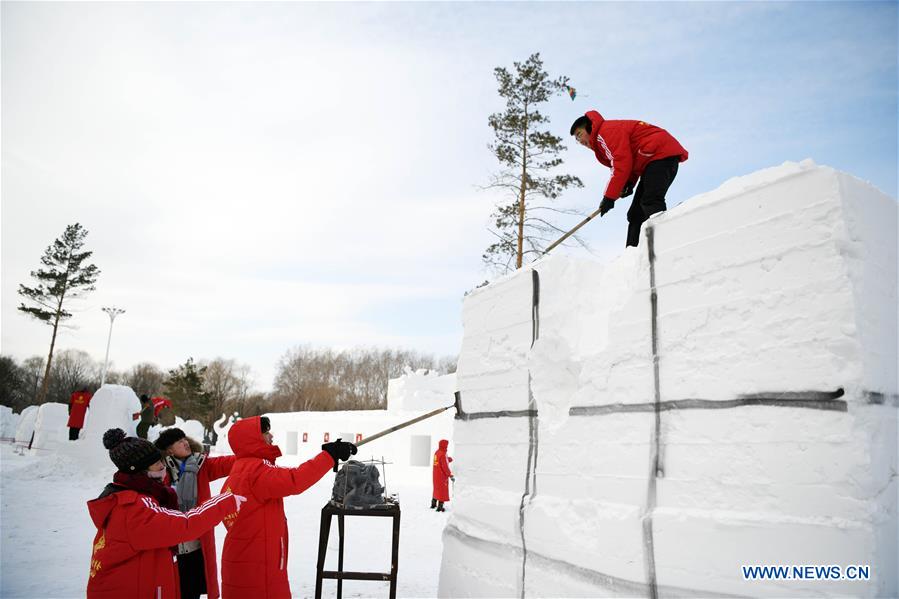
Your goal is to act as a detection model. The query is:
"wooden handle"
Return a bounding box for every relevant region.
[355,405,452,448]
[543,206,603,255]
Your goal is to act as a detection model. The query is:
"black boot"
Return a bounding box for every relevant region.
[430,498,437,509]
[436,501,445,512]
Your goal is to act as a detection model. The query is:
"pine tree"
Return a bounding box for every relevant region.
[18,223,100,404]
[164,357,210,430]
[484,53,583,272]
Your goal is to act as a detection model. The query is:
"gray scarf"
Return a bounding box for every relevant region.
[172,453,202,511]
[165,453,204,554]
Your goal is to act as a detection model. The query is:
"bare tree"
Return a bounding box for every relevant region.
[124,362,166,397]
[20,356,45,406]
[202,358,253,438]
[47,349,96,404]
[271,346,457,412]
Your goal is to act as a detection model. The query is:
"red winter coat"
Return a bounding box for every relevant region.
[86,487,236,599]
[67,391,92,428]
[220,416,335,599]
[584,110,688,200]
[432,440,453,502]
[152,397,173,417]
[163,454,237,599]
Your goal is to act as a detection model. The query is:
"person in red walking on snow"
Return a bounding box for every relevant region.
[86,428,245,599]
[155,427,237,599]
[431,439,454,512]
[67,387,92,441]
[219,416,357,599]
[570,111,688,247]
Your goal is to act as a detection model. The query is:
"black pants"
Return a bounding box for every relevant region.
[68,427,80,441]
[176,549,207,599]
[626,156,680,247]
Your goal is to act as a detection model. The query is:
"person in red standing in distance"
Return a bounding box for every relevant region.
[67,387,92,441]
[431,439,454,512]
[570,110,688,248]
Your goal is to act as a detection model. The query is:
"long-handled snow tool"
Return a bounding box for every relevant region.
[329,393,463,472]
[542,206,603,256]
[354,392,463,449]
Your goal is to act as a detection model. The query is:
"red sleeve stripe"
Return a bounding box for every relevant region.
[141,492,232,519]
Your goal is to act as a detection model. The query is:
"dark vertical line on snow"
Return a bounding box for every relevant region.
[643,227,661,599]
[531,269,540,348]
[520,269,541,598]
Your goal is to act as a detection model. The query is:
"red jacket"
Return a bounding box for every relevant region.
[86,487,236,599]
[584,110,688,200]
[432,440,453,502]
[67,391,92,428]
[152,397,173,418]
[220,416,335,599]
[163,454,237,599]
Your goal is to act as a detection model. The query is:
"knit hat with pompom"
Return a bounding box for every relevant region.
[102,428,162,473]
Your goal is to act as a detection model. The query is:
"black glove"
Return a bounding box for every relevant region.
[599,196,615,216]
[322,439,358,470]
[620,181,635,198]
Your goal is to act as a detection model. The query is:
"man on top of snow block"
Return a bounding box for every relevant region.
[570,110,688,247]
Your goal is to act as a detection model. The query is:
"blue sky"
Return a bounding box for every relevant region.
[2,1,896,391]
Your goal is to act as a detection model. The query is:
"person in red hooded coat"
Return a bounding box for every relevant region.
[219,416,357,599]
[431,439,454,512]
[86,428,245,599]
[67,387,92,441]
[570,110,688,247]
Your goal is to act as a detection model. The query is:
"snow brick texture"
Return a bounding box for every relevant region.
[438,161,897,598]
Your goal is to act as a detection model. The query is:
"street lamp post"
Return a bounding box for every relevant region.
[100,306,126,387]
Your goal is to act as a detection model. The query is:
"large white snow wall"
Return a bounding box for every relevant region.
[438,161,897,598]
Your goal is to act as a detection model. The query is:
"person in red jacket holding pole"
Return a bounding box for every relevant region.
[67,387,92,441]
[220,416,357,599]
[87,428,245,599]
[155,427,237,599]
[431,439,454,512]
[570,110,688,247]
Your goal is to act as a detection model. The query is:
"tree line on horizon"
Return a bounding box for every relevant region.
[10,223,456,439]
[0,346,456,435]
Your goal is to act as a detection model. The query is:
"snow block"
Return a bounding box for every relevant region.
[387,369,457,412]
[0,405,20,440]
[438,161,898,598]
[80,385,142,442]
[13,405,39,446]
[30,402,69,452]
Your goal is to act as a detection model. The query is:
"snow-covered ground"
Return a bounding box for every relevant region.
[0,441,447,598]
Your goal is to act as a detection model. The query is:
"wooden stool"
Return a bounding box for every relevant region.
[314,501,401,599]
